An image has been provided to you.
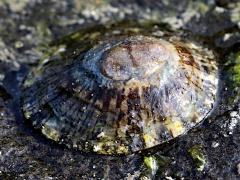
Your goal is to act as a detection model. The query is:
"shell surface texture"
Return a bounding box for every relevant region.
[22,23,219,155]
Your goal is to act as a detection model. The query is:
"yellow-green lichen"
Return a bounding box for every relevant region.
[164,118,185,138]
[92,140,128,155]
[41,119,60,142]
[36,21,52,44]
[116,144,128,154]
[143,134,156,148]
[231,52,240,84]
[23,110,31,119]
[144,155,170,177]
[23,43,67,87]
[144,156,159,174]
[188,145,206,171]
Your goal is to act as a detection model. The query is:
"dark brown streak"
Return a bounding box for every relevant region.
[116,88,125,109]
[114,88,126,141]
[102,88,111,112]
[175,44,200,70]
[184,74,203,90]
[127,87,145,150]
[127,88,142,131]
[123,42,136,68]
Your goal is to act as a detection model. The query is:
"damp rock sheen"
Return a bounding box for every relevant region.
[22,35,218,155]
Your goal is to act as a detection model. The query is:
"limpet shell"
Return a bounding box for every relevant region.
[21,25,218,155]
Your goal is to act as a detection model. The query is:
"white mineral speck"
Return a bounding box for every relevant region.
[230,111,238,117]
[215,7,225,13]
[165,176,174,180]
[211,141,219,148]
[93,144,101,152]
[228,111,239,134]
[15,41,24,48]
[97,132,105,138]
[73,143,77,148]
[223,33,232,41]
[0,74,5,81]
[57,47,66,53]
[78,19,85,24]
[237,163,240,175]
[130,110,137,118]
[25,103,31,108]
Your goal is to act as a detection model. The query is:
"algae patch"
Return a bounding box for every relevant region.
[143,155,170,178]
[224,51,240,86]
[188,145,206,171]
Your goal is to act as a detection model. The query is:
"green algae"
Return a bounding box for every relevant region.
[143,155,170,178]
[188,145,206,171]
[222,50,240,104]
[225,51,240,86]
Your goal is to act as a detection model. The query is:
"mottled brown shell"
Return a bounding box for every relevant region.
[22,35,218,155]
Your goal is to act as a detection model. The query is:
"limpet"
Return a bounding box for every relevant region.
[21,24,218,155]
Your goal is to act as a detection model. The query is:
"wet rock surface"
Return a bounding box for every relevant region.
[0,0,239,179]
